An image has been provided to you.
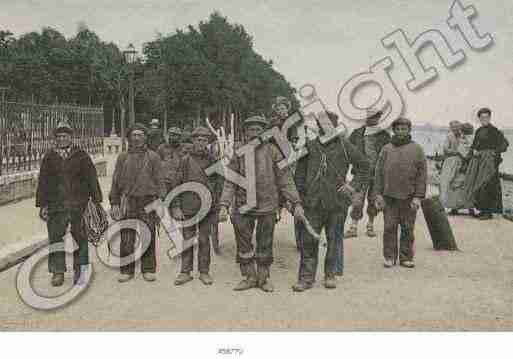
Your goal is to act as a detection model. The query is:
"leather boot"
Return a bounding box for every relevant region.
[234,263,257,291]
[174,272,193,286]
[292,281,313,292]
[51,273,64,287]
[324,275,337,289]
[257,265,274,292]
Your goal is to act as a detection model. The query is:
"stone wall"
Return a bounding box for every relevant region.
[0,157,107,206]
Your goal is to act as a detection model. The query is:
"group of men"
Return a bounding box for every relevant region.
[36,98,428,292]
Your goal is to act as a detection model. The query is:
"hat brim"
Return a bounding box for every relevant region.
[243,120,268,128]
[54,128,73,135]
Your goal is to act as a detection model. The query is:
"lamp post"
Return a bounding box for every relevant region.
[123,43,137,128]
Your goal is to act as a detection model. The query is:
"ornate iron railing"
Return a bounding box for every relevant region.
[0,102,104,175]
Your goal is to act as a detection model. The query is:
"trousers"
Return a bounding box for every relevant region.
[383,197,417,262]
[47,207,88,273]
[298,206,347,283]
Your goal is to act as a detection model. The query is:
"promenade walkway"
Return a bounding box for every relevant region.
[0,155,512,330]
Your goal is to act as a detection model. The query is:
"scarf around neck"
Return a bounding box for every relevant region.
[128,144,148,153]
[390,134,412,147]
[364,125,386,137]
[55,146,73,160]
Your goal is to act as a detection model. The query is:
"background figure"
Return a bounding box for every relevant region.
[346,109,391,238]
[147,118,164,152]
[109,123,165,283]
[439,121,463,211]
[208,139,224,254]
[180,131,193,157]
[375,117,427,269]
[36,120,103,287]
[440,122,476,214]
[470,107,509,220]
[172,126,217,286]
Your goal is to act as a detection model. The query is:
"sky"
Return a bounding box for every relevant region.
[1,0,513,128]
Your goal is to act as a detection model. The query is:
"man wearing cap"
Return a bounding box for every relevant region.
[109,123,166,282]
[36,120,103,287]
[374,117,427,268]
[218,115,305,292]
[158,127,183,193]
[172,126,218,286]
[180,131,193,157]
[293,111,369,291]
[147,118,164,152]
[345,109,391,238]
[270,96,292,129]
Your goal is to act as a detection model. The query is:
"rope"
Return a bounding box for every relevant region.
[82,200,109,247]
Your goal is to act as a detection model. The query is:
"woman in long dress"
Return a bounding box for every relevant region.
[448,123,475,214]
[440,121,463,211]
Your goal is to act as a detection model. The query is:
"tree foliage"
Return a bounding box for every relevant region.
[142,11,298,128]
[1,12,298,133]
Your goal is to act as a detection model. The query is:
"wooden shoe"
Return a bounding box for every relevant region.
[51,273,64,287]
[324,275,336,289]
[118,273,134,283]
[400,260,415,268]
[366,224,376,237]
[234,278,257,291]
[259,280,274,292]
[199,273,213,285]
[344,226,358,238]
[174,273,193,286]
[143,273,156,282]
[292,281,313,292]
[383,259,394,268]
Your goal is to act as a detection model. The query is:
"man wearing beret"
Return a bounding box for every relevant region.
[172,126,218,286]
[109,123,166,282]
[219,115,306,292]
[36,120,103,287]
[374,117,427,268]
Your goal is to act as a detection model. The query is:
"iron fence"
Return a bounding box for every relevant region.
[0,102,104,175]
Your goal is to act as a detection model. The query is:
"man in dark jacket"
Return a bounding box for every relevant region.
[172,126,218,286]
[374,117,427,268]
[147,118,164,152]
[219,115,306,292]
[36,120,103,287]
[346,109,391,238]
[293,111,369,291]
[110,123,165,283]
[158,127,183,192]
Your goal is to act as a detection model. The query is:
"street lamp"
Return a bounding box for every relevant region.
[123,43,137,128]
